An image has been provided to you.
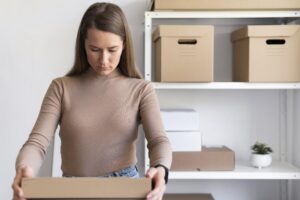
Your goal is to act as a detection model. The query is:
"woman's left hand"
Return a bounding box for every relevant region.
[146,167,166,200]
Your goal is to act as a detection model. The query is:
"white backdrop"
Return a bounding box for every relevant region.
[0,1,147,199]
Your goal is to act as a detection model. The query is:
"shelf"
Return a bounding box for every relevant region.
[152,82,300,90]
[169,161,300,180]
[145,11,300,19]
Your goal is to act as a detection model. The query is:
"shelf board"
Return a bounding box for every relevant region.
[169,161,300,180]
[145,11,300,19]
[152,82,300,90]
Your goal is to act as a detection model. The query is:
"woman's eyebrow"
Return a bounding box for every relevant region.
[88,44,119,49]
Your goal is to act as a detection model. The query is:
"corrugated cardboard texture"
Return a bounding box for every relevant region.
[153,25,214,82]
[22,177,151,199]
[231,25,300,82]
[150,0,300,10]
[171,146,235,171]
[163,194,215,200]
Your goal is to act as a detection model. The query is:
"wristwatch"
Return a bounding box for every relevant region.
[154,164,169,184]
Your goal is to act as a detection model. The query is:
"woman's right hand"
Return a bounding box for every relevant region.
[12,166,34,200]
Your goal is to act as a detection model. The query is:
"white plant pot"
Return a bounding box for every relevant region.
[250,154,272,169]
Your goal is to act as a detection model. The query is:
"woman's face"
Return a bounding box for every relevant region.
[85,28,123,76]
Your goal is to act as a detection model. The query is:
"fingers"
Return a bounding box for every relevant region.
[146,167,166,200]
[12,168,23,198]
[147,184,165,200]
[12,166,34,200]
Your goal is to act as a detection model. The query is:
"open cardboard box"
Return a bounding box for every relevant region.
[22,177,152,200]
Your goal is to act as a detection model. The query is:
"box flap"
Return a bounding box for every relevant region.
[22,177,152,199]
[153,25,213,42]
[232,25,300,41]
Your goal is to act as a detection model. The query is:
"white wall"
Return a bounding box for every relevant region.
[293,91,300,199]
[0,1,147,199]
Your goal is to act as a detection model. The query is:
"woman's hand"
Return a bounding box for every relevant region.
[12,166,34,200]
[146,167,166,200]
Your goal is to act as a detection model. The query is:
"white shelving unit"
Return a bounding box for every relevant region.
[144,10,300,200]
[144,11,300,83]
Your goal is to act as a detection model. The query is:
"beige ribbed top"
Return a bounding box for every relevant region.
[16,68,172,176]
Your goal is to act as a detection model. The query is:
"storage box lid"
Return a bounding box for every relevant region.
[153,25,213,42]
[231,25,300,41]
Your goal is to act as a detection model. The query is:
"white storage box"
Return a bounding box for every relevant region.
[161,109,199,131]
[166,131,202,152]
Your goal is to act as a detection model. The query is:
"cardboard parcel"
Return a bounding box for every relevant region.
[22,177,152,200]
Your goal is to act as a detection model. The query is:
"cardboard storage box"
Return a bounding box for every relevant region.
[153,25,214,82]
[166,131,202,152]
[163,194,214,200]
[171,146,235,171]
[231,25,300,82]
[22,177,152,199]
[161,109,199,131]
[150,0,300,11]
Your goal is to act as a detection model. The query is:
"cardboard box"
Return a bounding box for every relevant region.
[171,146,235,171]
[166,131,202,152]
[231,25,300,82]
[22,177,152,199]
[150,0,300,11]
[160,109,199,131]
[153,25,214,82]
[163,194,214,200]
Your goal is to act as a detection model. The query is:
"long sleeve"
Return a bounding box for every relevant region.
[15,78,63,175]
[139,82,172,169]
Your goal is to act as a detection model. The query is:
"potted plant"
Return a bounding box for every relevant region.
[250,141,273,169]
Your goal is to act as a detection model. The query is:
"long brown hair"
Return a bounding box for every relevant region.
[66,2,142,79]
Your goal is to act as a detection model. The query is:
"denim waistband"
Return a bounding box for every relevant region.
[103,165,139,178]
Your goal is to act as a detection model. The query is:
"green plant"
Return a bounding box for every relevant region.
[251,142,273,155]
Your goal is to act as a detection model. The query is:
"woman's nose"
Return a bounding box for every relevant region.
[99,51,109,65]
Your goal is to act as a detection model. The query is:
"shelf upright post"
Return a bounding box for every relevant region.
[144,12,152,81]
[286,90,296,200]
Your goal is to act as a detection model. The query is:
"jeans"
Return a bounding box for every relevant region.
[103,165,140,178]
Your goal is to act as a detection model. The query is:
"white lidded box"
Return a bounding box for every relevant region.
[166,131,202,152]
[160,108,200,131]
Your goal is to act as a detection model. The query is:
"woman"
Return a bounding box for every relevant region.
[12,2,172,200]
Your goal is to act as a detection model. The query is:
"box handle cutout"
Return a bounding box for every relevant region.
[178,39,197,45]
[266,39,286,45]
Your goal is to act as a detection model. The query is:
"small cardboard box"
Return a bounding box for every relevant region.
[150,0,300,11]
[22,177,152,199]
[171,146,235,171]
[166,131,202,152]
[160,109,199,131]
[231,25,300,82]
[163,194,215,200]
[153,25,214,82]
